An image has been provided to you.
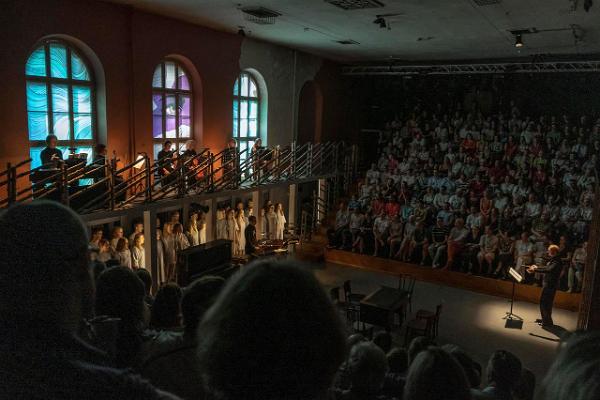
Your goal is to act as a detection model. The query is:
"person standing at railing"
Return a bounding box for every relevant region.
[266,204,277,240]
[40,134,63,167]
[251,139,264,182]
[223,138,239,188]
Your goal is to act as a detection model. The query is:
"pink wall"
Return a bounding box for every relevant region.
[0,0,346,173]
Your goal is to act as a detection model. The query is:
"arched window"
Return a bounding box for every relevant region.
[233,71,261,159]
[152,60,193,158]
[25,40,95,168]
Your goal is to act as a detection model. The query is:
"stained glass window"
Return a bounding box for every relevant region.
[152,60,193,159]
[233,72,261,161]
[25,40,95,169]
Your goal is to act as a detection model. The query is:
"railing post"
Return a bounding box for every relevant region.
[291,141,297,179]
[7,163,16,205]
[60,163,69,207]
[178,155,186,197]
[307,143,313,177]
[144,154,152,203]
[209,153,215,192]
[109,164,116,211]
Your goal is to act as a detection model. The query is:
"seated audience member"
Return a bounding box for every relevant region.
[404,347,472,400]
[568,241,586,293]
[372,331,393,355]
[444,218,469,270]
[142,276,225,400]
[150,283,183,331]
[136,268,155,308]
[442,344,482,391]
[196,260,347,400]
[0,201,179,399]
[513,368,535,400]
[476,350,522,400]
[334,334,369,391]
[95,266,148,369]
[383,348,409,398]
[408,336,434,365]
[373,211,391,257]
[338,341,390,400]
[477,226,498,275]
[328,202,351,249]
[537,331,600,400]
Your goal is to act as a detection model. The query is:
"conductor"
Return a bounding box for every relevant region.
[526,244,562,327]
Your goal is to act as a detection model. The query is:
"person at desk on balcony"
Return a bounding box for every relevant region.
[40,134,63,167]
[223,138,239,187]
[157,141,174,176]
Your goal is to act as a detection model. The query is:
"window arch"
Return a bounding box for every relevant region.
[233,71,261,158]
[25,40,96,168]
[152,60,193,158]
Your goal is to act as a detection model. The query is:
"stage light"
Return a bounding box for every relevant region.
[373,17,386,29]
[514,34,523,47]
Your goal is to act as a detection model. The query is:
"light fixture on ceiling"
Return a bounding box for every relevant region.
[514,34,523,47]
[373,16,387,29]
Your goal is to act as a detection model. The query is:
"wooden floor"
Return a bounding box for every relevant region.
[322,248,582,312]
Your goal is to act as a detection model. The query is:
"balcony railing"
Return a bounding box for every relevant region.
[0,141,358,214]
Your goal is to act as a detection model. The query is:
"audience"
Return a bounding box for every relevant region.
[337,341,390,400]
[331,108,598,290]
[404,347,472,400]
[150,283,183,330]
[196,260,347,400]
[0,201,179,399]
[477,350,522,400]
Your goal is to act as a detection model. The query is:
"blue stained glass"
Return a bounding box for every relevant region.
[249,119,257,137]
[165,62,176,89]
[249,80,258,98]
[249,101,258,118]
[152,65,163,88]
[26,82,48,111]
[26,47,47,77]
[74,114,92,140]
[52,84,70,113]
[179,117,191,138]
[241,75,249,96]
[240,100,248,119]
[72,86,91,113]
[53,112,71,140]
[28,111,49,140]
[49,44,68,79]
[233,78,239,95]
[233,100,239,136]
[165,95,176,116]
[240,119,248,138]
[71,52,90,81]
[153,143,163,160]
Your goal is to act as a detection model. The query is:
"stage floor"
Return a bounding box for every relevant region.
[313,262,577,387]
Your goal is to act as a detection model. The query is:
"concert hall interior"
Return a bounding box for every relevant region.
[2,1,600,399]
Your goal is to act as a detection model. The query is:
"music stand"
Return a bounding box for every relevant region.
[504,267,524,329]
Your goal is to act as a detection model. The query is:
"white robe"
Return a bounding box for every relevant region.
[275,212,286,240]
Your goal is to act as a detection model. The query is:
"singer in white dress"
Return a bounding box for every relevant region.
[216,208,228,240]
[234,209,246,257]
[187,212,200,246]
[266,204,277,239]
[274,203,287,240]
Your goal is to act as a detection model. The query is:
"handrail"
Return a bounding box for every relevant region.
[1,141,355,213]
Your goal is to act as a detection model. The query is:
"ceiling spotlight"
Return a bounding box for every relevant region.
[514,34,523,47]
[373,17,387,29]
[238,27,246,37]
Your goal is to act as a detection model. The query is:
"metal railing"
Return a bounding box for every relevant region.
[0,141,359,214]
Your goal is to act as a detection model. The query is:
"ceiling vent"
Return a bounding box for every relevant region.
[335,39,360,45]
[324,0,385,10]
[473,0,502,5]
[241,7,281,24]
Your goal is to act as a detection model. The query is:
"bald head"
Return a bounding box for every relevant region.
[0,201,92,330]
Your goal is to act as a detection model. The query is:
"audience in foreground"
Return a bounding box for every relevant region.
[0,201,179,399]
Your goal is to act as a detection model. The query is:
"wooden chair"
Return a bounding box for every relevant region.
[404,303,442,345]
[343,280,366,331]
[398,275,416,313]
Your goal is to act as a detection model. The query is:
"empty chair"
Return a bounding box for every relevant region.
[404,304,443,345]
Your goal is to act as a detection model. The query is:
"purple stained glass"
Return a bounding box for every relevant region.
[165,95,177,116]
[178,70,190,90]
[179,117,191,138]
[153,115,163,138]
[165,116,176,138]
[179,95,191,117]
[152,94,163,115]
